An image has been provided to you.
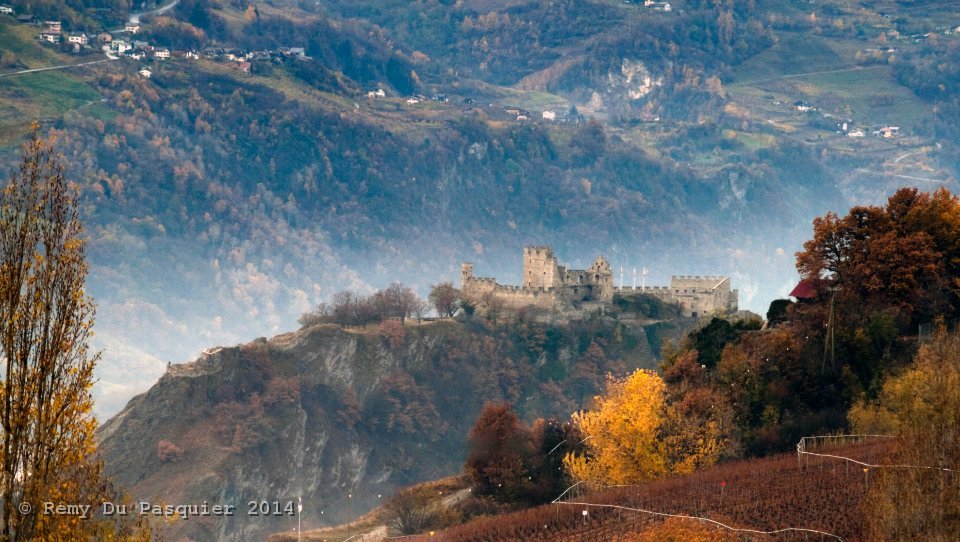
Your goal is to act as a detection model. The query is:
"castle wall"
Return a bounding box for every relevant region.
[462,248,735,316]
[617,276,737,317]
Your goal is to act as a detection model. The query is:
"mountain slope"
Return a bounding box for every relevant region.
[97,316,664,541]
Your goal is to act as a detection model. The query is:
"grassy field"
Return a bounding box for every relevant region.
[730,34,849,85]
[0,17,106,145]
[0,70,103,145]
[0,17,70,71]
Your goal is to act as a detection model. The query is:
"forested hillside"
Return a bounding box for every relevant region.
[98,315,668,542]
[2,0,959,420]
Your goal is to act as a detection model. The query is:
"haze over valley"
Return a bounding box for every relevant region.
[4,1,960,540]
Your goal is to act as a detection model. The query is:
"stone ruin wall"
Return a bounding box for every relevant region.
[462,251,736,316]
[462,263,559,309]
[620,276,738,317]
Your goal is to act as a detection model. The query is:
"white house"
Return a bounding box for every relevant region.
[542,110,556,121]
[153,48,170,59]
[125,23,140,33]
[139,68,152,78]
[0,6,14,15]
[111,39,130,54]
[847,129,865,138]
[39,32,61,44]
[67,33,88,45]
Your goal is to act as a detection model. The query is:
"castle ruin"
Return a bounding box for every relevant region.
[461,246,738,317]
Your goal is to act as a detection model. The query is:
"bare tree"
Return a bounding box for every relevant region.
[428,282,460,318]
[384,486,449,536]
[377,282,420,324]
[298,302,331,327]
[481,291,506,324]
[413,299,430,324]
[0,133,105,539]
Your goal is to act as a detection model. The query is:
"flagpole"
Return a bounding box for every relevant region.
[297,496,302,542]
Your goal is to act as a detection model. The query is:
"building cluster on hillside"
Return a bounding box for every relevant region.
[461,246,738,318]
[783,97,903,140]
[621,0,673,11]
[2,7,307,72]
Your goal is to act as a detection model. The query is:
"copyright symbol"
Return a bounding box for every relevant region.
[18,502,31,515]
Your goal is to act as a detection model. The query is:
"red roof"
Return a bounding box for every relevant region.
[789,280,816,300]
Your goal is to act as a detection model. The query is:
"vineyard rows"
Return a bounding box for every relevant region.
[405,438,897,541]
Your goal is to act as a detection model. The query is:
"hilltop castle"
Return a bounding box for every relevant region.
[461,246,738,318]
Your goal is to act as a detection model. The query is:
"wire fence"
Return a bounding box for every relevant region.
[797,434,958,474]
[381,434,954,541]
[550,480,844,541]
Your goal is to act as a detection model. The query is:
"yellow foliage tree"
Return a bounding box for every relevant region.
[849,326,960,541]
[564,370,668,485]
[0,132,153,540]
[565,366,729,485]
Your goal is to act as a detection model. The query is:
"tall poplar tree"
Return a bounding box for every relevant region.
[0,132,103,540]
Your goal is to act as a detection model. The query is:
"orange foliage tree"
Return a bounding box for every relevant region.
[796,187,960,332]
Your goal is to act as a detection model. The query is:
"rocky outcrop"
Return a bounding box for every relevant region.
[97,319,657,541]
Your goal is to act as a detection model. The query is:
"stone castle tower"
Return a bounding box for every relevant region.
[523,246,561,289]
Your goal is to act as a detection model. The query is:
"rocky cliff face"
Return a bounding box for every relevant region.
[97,318,661,541]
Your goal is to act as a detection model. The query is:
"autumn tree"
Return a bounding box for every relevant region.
[0,133,105,539]
[428,282,460,317]
[464,403,531,502]
[464,403,577,506]
[564,369,668,485]
[849,326,960,541]
[785,187,960,414]
[565,367,728,485]
[795,188,960,332]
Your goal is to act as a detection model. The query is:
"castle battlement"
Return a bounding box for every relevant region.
[462,247,738,317]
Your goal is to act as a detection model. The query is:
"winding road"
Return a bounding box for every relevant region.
[127,0,179,25]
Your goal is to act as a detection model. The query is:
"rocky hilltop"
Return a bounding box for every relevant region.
[97,315,674,541]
